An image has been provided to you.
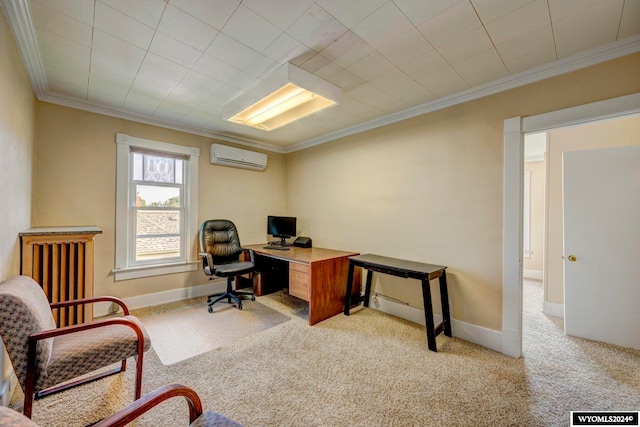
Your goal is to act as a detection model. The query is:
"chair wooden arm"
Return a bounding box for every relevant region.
[92,384,203,427]
[240,248,255,264]
[50,296,130,315]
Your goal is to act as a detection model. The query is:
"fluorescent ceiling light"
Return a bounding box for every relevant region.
[223,63,342,131]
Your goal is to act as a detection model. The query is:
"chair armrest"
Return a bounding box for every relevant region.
[50,296,130,315]
[199,252,215,276]
[91,384,203,427]
[241,248,255,264]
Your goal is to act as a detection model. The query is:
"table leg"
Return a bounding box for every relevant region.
[439,271,452,337]
[343,262,355,315]
[363,270,373,308]
[421,278,437,352]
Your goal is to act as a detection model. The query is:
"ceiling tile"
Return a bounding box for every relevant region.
[205,33,277,77]
[242,0,314,30]
[398,49,448,79]
[262,33,312,64]
[548,0,613,21]
[436,27,494,64]
[192,54,241,84]
[149,32,203,68]
[502,45,556,73]
[496,25,555,63]
[45,63,88,97]
[286,4,348,51]
[393,0,462,27]
[378,28,434,66]
[418,1,481,47]
[457,63,509,87]
[207,84,243,106]
[347,51,395,80]
[484,0,550,46]
[414,66,470,97]
[551,1,624,42]
[299,54,332,73]
[87,86,128,108]
[471,0,537,24]
[90,49,143,80]
[619,1,640,39]
[123,91,164,115]
[31,0,95,26]
[387,80,437,105]
[32,2,92,47]
[222,5,282,52]
[346,83,408,113]
[139,53,190,83]
[452,48,505,76]
[154,100,194,121]
[174,70,225,99]
[339,96,385,120]
[37,30,91,72]
[92,29,146,62]
[314,0,388,28]
[325,68,366,92]
[98,0,166,28]
[157,4,219,52]
[94,1,155,50]
[169,0,240,30]
[555,23,619,58]
[351,2,414,49]
[369,68,413,92]
[320,31,373,68]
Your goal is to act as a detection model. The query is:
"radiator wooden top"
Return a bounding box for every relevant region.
[19,226,103,236]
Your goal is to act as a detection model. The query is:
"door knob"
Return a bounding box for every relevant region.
[567,255,577,262]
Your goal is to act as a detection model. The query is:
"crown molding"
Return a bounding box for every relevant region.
[287,35,640,153]
[1,0,47,96]
[38,93,286,153]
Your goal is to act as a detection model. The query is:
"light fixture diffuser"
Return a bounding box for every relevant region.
[223,63,342,131]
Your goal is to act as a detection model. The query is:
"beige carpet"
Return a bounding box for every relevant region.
[135,296,290,365]
[10,284,640,426]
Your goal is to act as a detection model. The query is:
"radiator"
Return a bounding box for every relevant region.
[20,227,102,327]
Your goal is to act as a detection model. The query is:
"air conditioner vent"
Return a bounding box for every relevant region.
[209,144,267,171]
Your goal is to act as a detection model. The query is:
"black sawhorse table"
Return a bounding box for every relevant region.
[343,254,452,352]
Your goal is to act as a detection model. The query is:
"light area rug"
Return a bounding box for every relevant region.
[134,296,290,365]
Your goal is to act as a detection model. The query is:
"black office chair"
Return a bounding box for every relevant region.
[199,219,256,312]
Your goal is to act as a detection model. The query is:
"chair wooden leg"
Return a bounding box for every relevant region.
[23,391,34,419]
[134,353,143,400]
[121,359,127,372]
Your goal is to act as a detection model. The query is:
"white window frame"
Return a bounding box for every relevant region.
[115,133,199,280]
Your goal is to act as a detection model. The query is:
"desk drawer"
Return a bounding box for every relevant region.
[289,262,310,274]
[289,270,310,301]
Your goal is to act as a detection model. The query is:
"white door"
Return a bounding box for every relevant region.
[563,145,640,349]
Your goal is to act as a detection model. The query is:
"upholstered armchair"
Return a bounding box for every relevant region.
[0,276,151,418]
[0,384,243,426]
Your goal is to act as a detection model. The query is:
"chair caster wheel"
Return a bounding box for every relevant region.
[238,304,243,310]
[251,296,256,301]
[208,306,213,313]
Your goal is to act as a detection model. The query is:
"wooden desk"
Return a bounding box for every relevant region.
[343,254,451,352]
[245,245,360,326]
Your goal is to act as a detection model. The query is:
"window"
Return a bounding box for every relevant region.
[115,133,199,280]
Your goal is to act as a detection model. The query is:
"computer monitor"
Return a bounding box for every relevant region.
[267,215,296,246]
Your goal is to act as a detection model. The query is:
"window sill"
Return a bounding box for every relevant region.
[113,261,198,281]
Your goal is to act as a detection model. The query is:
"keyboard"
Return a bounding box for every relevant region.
[263,246,290,251]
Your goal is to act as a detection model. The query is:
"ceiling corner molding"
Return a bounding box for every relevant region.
[1,0,47,96]
[288,35,640,153]
[38,93,287,154]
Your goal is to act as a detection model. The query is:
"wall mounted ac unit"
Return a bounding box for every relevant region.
[209,144,267,171]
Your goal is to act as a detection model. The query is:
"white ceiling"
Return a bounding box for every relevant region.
[2,0,639,152]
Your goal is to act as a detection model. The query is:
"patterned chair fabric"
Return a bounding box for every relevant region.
[0,276,57,392]
[0,275,151,418]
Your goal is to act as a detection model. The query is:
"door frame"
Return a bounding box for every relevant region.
[501,92,640,358]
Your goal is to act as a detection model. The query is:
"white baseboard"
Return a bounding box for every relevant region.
[94,279,227,317]
[370,296,503,354]
[523,269,543,280]
[543,301,564,318]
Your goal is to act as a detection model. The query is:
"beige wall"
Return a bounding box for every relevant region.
[286,53,640,331]
[33,103,286,299]
[0,13,36,405]
[524,160,545,272]
[545,115,640,304]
